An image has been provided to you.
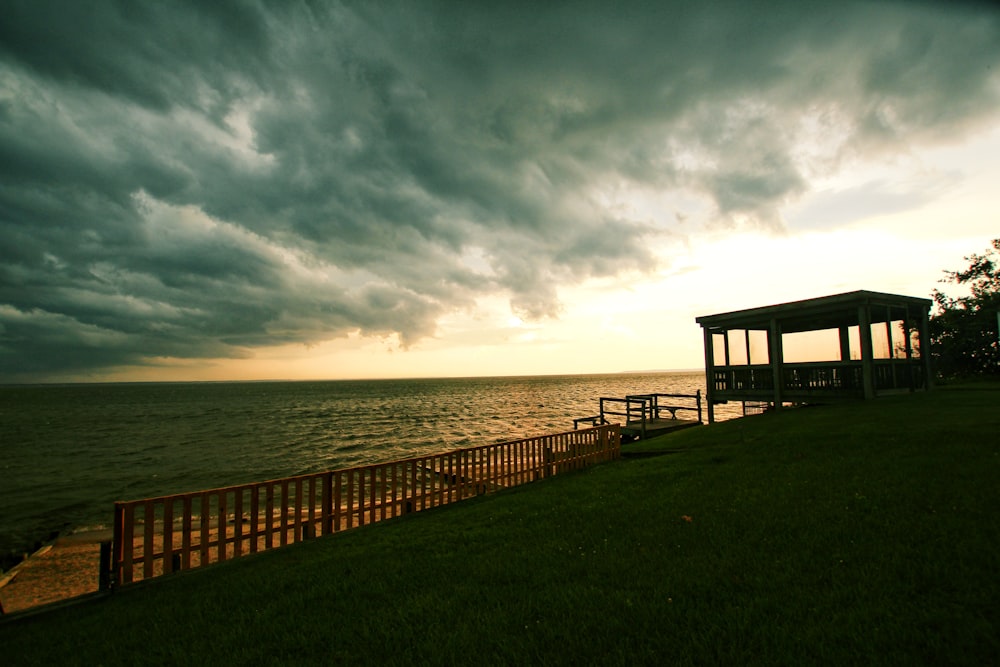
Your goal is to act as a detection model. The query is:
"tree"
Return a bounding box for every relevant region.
[929,238,1000,379]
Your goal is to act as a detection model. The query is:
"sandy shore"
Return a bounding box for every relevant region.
[0,531,109,615]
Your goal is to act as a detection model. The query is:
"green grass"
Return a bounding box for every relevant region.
[4,386,1000,665]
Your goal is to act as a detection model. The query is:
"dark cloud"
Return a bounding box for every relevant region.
[1,0,998,379]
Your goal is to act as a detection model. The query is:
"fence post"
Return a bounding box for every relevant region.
[322,472,334,535]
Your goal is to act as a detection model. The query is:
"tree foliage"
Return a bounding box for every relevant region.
[929,238,1000,378]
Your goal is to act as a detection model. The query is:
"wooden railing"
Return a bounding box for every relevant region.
[574,392,702,431]
[711,360,927,395]
[108,424,620,589]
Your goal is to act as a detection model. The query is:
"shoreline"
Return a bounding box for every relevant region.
[0,532,106,615]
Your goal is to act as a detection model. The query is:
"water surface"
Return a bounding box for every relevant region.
[0,371,737,556]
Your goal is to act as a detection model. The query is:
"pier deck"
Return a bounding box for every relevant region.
[621,417,701,440]
[573,391,703,440]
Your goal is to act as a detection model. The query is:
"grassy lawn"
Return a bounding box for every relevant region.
[3,385,999,665]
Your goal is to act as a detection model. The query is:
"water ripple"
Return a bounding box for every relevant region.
[0,372,734,553]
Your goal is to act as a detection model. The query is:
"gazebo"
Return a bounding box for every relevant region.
[695,290,933,422]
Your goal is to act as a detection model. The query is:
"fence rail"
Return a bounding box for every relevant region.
[108,424,620,589]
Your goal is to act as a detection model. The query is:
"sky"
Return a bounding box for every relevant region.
[1,1,999,383]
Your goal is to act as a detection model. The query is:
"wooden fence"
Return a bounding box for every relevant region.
[108,424,620,589]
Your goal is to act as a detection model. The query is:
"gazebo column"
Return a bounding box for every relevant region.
[838,326,851,361]
[768,318,783,411]
[885,306,897,389]
[703,326,716,423]
[838,325,852,391]
[858,305,875,399]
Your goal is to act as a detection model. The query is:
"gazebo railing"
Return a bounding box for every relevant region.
[712,360,926,397]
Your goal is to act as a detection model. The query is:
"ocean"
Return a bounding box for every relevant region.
[0,371,739,558]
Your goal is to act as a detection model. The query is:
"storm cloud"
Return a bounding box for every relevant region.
[2,1,998,379]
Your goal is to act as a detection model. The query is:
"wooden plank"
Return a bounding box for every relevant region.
[199,492,211,568]
[379,465,388,522]
[524,440,532,482]
[447,453,456,504]
[346,469,355,529]
[293,478,303,543]
[357,468,366,527]
[404,460,414,514]
[121,503,135,585]
[502,443,511,487]
[507,443,515,485]
[249,486,259,554]
[142,500,155,579]
[463,450,471,498]
[398,461,407,515]
[450,452,458,500]
[419,458,427,510]
[322,472,333,535]
[265,484,275,550]
[472,448,482,495]
[531,439,538,479]
[485,444,493,490]
[334,472,343,531]
[280,480,290,547]
[430,455,440,507]
[308,476,316,538]
[370,466,379,524]
[497,443,505,488]
[110,503,124,589]
[422,457,432,508]
[521,440,528,483]
[181,496,192,570]
[507,442,513,484]
[234,488,244,557]
[389,463,398,519]
[163,498,174,574]
[216,490,227,562]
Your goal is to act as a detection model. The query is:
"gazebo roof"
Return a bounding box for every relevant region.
[695,290,933,334]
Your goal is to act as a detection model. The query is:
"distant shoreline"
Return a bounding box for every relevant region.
[0,368,706,388]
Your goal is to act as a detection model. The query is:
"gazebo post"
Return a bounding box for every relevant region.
[838,326,851,361]
[703,326,716,423]
[858,305,875,399]
[885,305,897,389]
[768,318,783,411]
